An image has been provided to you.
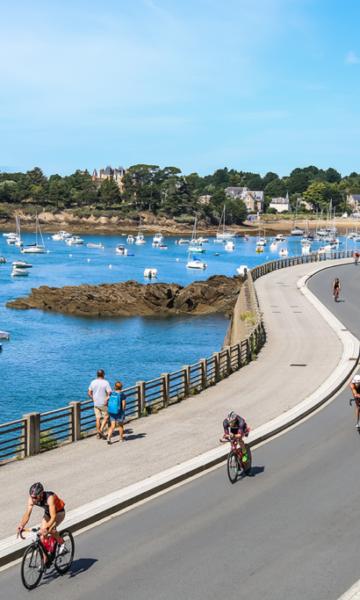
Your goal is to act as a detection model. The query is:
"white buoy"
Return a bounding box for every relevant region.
[176,258,180,262]
[87,258,91,263]
[109,264,112,269]
[69,254,72,258]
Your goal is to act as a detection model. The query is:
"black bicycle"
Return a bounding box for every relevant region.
[349,397,360,433]
[220,435,252,483]
[19,527,74,590]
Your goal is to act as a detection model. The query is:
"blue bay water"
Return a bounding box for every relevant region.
[0,231,355,423]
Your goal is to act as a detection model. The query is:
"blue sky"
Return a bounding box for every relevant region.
[1,0,360,177]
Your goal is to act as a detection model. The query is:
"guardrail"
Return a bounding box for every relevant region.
[1,248,353,464]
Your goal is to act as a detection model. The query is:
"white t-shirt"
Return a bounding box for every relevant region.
[89,378,112,407]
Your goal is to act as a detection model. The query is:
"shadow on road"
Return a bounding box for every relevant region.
[68,557,98,578]
[247,465,265,477]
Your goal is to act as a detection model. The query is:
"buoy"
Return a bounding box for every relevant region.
[109,264,112,269]
[87,258,91,262]
[69,254,72,258]
[176,258,180,262]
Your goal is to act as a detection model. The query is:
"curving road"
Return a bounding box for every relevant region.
[2,262,360,600]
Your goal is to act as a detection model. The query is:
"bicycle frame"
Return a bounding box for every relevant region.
[21,528,57,565]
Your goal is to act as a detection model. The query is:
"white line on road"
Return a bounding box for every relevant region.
[338,581,360,600]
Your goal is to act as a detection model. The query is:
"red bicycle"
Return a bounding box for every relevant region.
[221,435,252,483]
[18,526,74,590]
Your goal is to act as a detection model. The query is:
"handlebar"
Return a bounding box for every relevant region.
[17,527,40,540]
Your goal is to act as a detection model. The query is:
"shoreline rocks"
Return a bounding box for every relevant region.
[6,275,242,318]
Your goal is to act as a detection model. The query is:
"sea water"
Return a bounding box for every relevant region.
[0,231,354,422]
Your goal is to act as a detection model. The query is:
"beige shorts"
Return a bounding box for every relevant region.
[94,405,108,419]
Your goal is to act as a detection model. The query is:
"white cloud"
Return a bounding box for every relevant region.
[345,51,360,64]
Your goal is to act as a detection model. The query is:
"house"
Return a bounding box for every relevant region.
[269,196,289,213]
[92,166,126,191]
[224,187,264,213]
[347,194,360,211]
[198,194,212,205]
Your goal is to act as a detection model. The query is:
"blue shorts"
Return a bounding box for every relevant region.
[109,412,125,424]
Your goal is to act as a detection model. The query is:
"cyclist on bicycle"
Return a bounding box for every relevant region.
[350,374,360,428]
[17,483,66,552]
[221,411,250,455]
[333,277,341,302]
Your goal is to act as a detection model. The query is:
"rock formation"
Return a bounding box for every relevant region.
[7,275,242,318]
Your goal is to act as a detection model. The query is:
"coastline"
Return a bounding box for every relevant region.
[0,210,356,237]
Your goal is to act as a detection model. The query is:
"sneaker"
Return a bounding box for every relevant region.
[96,433,101,439]
[107,438,111,445]
[356,424,360,429]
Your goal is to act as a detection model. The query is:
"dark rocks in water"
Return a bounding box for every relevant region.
[6,275,242,318]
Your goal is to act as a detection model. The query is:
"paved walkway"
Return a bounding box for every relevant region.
[0,260,350,540]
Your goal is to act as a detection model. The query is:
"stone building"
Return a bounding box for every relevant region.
[92,166,126,191]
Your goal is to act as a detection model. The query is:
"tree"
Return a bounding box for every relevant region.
[264,179,287,197]
[99,179,121,207]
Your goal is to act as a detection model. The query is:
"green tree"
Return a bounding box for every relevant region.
[99,179,121,207]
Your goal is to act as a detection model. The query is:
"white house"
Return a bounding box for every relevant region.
[269,196,289,213]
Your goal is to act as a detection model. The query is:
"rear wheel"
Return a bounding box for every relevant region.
[21,544,44,590]
[54,530,75,575]
[227,451,240,483]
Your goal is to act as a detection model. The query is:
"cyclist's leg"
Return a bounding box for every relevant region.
[49,511,65,543]
[355,400,360,427]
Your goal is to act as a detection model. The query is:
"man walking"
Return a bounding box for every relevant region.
[88,369,111,439]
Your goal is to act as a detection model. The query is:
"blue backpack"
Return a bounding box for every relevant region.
[108,391,124,416]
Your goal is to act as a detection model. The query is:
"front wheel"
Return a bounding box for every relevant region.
[21,544,44,590]
[227,451,240,483]
[54,530,75,575]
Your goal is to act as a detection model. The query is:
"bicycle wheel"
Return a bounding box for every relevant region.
[21,544,44,590]
[54,530,75,575]
[227,451,240,483]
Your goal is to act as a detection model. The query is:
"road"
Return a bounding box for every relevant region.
[2,262,360,599]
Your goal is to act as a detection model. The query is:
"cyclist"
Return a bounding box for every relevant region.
[221,411,250,458]
[17,483,66,553]
[333,277,341,302]
[350,374,360,429]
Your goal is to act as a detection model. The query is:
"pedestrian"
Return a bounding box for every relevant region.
[106,381,127,445]
[88,369,111,439]
[354,251,359,266]
[332,277,341,302]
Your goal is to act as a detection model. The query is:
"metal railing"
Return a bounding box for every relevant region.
[1,249,351,463]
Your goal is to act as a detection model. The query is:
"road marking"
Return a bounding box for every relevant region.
[338,580,360,599]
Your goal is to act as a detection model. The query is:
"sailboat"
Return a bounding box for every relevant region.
[21,215,46,254]
[135,217,146,245]
[215,205,235,242]
[188,217,205,253]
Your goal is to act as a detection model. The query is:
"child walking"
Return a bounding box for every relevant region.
[106,381,127,445]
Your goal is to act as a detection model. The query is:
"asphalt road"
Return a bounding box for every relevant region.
[2,262,360,600]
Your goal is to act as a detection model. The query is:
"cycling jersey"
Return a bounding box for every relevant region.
[223,415,249,436]
[32,491,65,516]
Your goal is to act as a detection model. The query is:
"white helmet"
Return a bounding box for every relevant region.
[352,374,360,384]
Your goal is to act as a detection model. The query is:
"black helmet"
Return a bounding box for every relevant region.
[29,482,44,497]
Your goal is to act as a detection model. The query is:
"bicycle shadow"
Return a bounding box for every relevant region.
[246,465,265,478]
[42,558,98,585]
[68,557,98,577]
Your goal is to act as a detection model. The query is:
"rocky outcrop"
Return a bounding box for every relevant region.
[7,275,242,318]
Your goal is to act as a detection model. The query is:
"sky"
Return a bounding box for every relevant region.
[1,0,360,177]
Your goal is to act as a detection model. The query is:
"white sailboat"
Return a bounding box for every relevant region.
[215,205,235,241]
[21,215,46,254]
[188,217,205,253]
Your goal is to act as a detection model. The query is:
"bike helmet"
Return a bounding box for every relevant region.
[227,411,237,423]
[353,374,360,384]
[29,482,44,497]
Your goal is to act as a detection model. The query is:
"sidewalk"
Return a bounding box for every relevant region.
[0,259,356,541]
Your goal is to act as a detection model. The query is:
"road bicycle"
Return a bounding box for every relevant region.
[18,526,74,590]
[220,434,252,483]
[349,397,360,434]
